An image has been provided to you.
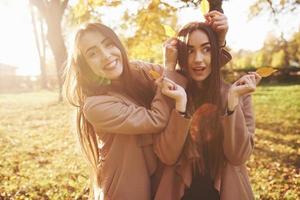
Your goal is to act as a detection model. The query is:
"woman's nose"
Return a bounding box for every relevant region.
[98,46,111,61]
[194,51,204,63]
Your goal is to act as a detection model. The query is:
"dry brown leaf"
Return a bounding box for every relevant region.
[149,70,161,79]
[256,67,278,77]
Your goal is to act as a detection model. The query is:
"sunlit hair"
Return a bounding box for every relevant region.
[176,22,225,179]
[63,22,153,197]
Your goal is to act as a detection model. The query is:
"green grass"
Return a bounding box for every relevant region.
[0,86,299,199]
[249,85,300,200]
[0,91,89,199]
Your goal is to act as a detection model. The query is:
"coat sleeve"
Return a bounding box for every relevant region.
[153,70,189,165]
[220,48,232,67]
[154,110,191,165]
[221,94,255,165]
[129,60,163,92]
[130,60,187,90]
[83,61,175,135]
[83,89,171,135]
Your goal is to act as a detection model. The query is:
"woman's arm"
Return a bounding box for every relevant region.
[205,10,232,66]
[83,61,176,135]
[83,90,170,135]
[221,94,255,165]
[153,76,190,165]
[154,109,191,165]
[222,73,261,165]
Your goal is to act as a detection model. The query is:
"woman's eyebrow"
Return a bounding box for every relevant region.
[85,38,109,54]
[201,42,210,47]
[101,37,109,44]
[85,46,97,54]
[187,42,210,48]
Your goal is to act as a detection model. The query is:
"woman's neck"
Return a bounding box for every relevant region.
[196,81,204,89]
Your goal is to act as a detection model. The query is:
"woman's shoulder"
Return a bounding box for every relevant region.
[129,60,162,73]
[83,94,128,124]
[84,95,121,113]
[128,60,162,89]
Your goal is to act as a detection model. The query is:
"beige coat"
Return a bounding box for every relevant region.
[153,80,256,200]
[83,61,189,200]
[83,49,233,200]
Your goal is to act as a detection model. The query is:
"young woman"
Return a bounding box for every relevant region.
[63,13,230,199]
[63,22,188,200]
[153,21,261,200]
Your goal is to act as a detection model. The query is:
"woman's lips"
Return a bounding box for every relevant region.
[192,66,206,73]
[103,60,117,71]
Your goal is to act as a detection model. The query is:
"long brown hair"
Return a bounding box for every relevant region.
[177,22,225,178]
[63,23,153,194]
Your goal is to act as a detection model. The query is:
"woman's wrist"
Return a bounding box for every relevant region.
[219,40,226,48]
[227,89,239,111]
[165,62,176,71]
[175,97,187,113]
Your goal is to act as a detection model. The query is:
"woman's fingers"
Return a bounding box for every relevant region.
[164,38,178,70]
[204,10,222,19]
[162,77,176,90]
[232,74,259,96]
[205,11,227,23]
[155,76,164,88]
[163,37,178,47]
[248,71,262,85]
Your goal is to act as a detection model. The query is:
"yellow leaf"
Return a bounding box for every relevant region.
[149,70,161,79]
[200,0,209,15]
[148,0,160,10]
[256,67,278,77]
[163,24,176,37]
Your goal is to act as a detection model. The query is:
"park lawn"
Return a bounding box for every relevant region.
[0,91,89,199]
[0,85,299,199]
[249,85,300,200]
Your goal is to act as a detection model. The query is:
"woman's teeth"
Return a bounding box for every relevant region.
[104,60,117,70]
[193,67,205,72]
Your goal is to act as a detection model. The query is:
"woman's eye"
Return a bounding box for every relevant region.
[187,48,194,54]
[105,42,114,48]
[88,51,97,58]
[203,47,211,53]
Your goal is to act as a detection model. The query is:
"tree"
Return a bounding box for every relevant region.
[287,30,300,64]
[29,0,68,101]
[67,0,121,25]
[29,3,48,89]
[252,51,270,68]
[249,0,300,19]
[180,0,225,12]
[123,0,177,63]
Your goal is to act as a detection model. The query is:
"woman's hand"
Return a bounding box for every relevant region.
[163,38,178,71]
[204,10,228,47]
[157,77,187,113]
[228,72,262,111]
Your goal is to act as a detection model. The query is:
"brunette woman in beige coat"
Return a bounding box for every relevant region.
[153,19,262,200]
[63,23,192,200]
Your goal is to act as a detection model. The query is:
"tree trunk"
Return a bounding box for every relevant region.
[29,0,68,102]
[30,4,48,89]
[45,17,67,101]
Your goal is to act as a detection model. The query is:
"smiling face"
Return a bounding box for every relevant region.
[187,29,212,86]
[79,30,123,80]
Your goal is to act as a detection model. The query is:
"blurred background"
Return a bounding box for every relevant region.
[0,0,299,199]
